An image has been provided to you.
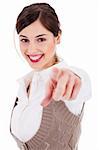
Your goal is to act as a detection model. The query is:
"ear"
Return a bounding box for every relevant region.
[56,31,62,44]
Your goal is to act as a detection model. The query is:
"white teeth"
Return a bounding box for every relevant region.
[29,55,43,60]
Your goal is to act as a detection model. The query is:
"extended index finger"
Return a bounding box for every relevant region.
[51,67,62,82]
[41,80,53,106]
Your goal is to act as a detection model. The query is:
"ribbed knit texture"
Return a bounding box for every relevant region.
[10,97,84,150]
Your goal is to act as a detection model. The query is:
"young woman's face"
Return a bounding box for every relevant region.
[19,20,61,70]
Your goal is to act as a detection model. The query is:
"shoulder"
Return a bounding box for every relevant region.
[16,70,34,83]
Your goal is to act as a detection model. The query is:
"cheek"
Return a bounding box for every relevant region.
[20,44,26,54]
[45,41,56,54]
[19,48,26,59]
[20,47,24,55]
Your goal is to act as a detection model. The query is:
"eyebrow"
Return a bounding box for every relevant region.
[19,35,28,38]
[19,34,47,38]
[35,34,47,38]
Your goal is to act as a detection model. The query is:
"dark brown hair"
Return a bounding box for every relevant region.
[16,3,61,36]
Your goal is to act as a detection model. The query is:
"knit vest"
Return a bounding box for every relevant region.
[10,97,84,150]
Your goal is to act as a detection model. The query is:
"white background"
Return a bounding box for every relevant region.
[0,0,98,149]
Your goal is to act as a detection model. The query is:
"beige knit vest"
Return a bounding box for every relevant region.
[10,97,84,150]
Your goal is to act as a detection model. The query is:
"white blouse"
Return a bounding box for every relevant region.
[11,59,91,142]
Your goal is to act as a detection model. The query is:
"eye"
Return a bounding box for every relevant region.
[37,38,46,43]
[20,39,29,43]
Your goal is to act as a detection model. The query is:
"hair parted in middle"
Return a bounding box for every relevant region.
[16,3,62,37]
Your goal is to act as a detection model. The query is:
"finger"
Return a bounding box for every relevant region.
[62,76,75,100]
[52,73,69,101]
[70,77,81,99]
[41,68,62,106]
[51,67,62,82]
[41,67,60,107]
[41,80,55,107]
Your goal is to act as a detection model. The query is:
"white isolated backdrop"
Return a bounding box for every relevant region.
[0,0,98,149]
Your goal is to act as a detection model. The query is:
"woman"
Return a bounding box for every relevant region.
[10,3,91,150]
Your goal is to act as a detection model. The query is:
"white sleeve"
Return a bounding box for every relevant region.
[61,66,92,116]
[11,76,44,142]
[10,84,29,139]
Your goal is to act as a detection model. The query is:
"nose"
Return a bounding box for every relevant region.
[27,41,38,54]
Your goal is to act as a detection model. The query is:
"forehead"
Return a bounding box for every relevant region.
[19,20,52,37]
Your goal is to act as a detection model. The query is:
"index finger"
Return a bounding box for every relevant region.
[51,67,62,82]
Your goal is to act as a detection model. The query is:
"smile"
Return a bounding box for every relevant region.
[28,54,44,63]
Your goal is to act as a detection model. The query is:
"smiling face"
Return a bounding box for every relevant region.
[19,20,61,71]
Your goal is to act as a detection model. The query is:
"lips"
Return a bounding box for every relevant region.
[27,54,44,63]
